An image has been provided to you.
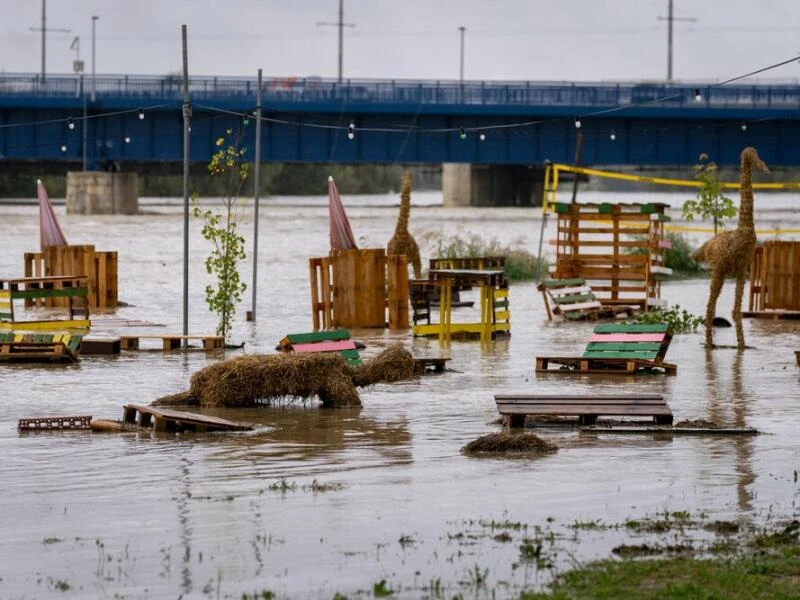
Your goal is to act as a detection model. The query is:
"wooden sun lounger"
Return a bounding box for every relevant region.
[537,278,636,321]
[495,394,673,427]
[535,323,677,375]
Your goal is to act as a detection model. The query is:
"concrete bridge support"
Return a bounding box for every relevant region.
[442,164,545,207]
[66,172,139,215]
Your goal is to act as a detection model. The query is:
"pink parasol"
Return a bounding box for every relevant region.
[37,179,68,250]
[328,176,358,251]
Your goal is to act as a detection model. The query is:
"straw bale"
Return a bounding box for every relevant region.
[152,344,415,409]
[462,432,558,456]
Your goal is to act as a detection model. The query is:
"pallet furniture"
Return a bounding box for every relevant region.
[0,276,90,331]
[24,244,118,308]
[535,322,676,375]
[495,394,673,428]
[17,415,92,431]
[550,202,672,310]
[79,337,121,355]
[309,250,409,330]
[119,334,224,351]
[412,357,451,375]
[537,278,636,321]
[122,404,252,433]
[412,269,510,345]
[746,241,800,319]
[277,329,363,365]
[0,332,82,363]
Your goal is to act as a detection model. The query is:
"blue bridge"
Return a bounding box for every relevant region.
[0,73,798,169]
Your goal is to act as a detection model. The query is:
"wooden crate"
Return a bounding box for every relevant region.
[748,242,800,312]
[24,244,118,308]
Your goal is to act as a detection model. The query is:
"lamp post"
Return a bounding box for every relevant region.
[91,15,98,101]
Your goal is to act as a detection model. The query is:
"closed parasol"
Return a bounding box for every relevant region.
[328,176,358,251]
[37,179,68,250]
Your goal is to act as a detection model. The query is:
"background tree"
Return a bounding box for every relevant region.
[682,153,736,236]
[193,128,248,342]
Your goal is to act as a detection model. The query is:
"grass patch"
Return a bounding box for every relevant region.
[523,520,800,599]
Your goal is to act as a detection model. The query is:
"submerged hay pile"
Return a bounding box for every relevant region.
[152,344,415,409]
[462,432,558,456]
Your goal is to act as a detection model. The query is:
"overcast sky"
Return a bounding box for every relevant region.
[2,0,799,82]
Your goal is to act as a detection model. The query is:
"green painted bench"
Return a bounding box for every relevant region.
[535,323,676,375]
[537,278,636,321]
[277,329,363,365]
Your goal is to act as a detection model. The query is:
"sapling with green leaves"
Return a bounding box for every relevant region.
[682,153,736,236]
[193,129,248,342]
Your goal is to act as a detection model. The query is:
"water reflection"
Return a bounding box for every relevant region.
[704,350,755,511]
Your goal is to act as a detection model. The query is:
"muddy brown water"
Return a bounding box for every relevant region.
[1,192,799,598]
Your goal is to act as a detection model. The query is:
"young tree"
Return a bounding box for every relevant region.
[682,153,736,236]
[193,128,248,341]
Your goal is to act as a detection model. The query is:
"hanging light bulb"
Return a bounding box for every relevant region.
[610,130,616,141]
[68,118,75,130]
[574,118,582,129]
[459,128,467,140]
[693,88,702,102]
[137,108,144,120]
[124,136,131,144]
[60,144,67,153]
[242,113,250,126]
[741,122,747,131]
[479,132,486,141]
[347,122,355,139]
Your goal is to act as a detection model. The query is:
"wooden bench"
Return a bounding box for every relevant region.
[277,329,363,365]
[495,394,673,428]
[119,334,224,351]
[412,357,451,375]
[0,332,82,363]
[537,278,636,321]
[535,323,677,375]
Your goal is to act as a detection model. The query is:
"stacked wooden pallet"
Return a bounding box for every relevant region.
[277,329,363,365]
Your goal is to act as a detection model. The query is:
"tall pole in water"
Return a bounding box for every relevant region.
[251,69,263,322]
[181,25,191,343]
[91,15,98,101]
[458,26,466,84]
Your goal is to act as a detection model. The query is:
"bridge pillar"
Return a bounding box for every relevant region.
[442,164,544,207]
[66,172,139,215]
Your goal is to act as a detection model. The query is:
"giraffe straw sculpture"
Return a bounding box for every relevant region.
[692,147,769,350]
[387,171,422,279]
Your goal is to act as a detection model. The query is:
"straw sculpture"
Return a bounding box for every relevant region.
[461,432,558,456]
[692,147,769,349]
[387,171,422,279]
[152,344,415,408]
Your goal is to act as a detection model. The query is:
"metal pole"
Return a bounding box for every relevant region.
[81,74,87,170]
[41,0,46,81]
[337,0,343,82]
[181,25,191,343]
[251,69,263,321]
[458,26,465,84]
[91,16,98,101]
[667,0,673,81]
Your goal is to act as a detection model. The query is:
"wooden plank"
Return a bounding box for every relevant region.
[593,323,669,333]
[122,404,252,432]
[555,300,602,312]
[538,278,587,288]
[495,394,666,404]
[285,329,351,344]
[292,340,357,353]
[551,292,596,304]
[588,333,666,343]
[497,404,672,416]
[585,342,664,352]
[582,350,659,360]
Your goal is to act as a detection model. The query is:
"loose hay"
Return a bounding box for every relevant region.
[462,432,558,456]
[152,344,415,409]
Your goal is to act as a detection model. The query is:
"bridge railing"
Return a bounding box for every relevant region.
[1,74,798,110]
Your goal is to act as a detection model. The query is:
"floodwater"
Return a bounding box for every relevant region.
[1,191,799,599]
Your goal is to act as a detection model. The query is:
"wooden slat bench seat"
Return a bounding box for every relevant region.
[277,329,363,365]
[119,334,224,351]
[495,394,673,427]
[0,332,81,363]
[536,323,677,375]
[537,278,636,321]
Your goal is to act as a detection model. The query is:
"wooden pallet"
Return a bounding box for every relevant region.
[537,278,636,321]
[18,415,92,431]
[122,404,252,433]
[119,334,224,351]
[495,394,673,428]
[277,329,363,365]
[413,357,451,375]
[536,323,677,376]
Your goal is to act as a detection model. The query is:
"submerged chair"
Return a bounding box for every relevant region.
[538,278,636,321]
[535,322,676,375]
